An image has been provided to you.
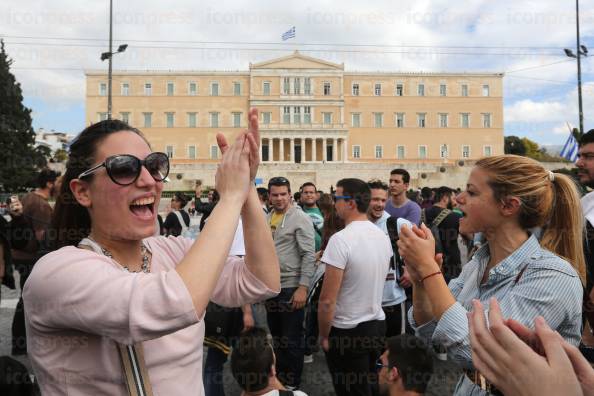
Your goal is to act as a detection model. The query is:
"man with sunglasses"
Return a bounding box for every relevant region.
[377,334,433,396]
[265,176,316,390]
[318,178,393,396]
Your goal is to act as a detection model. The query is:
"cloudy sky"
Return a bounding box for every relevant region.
[2,0,593,146]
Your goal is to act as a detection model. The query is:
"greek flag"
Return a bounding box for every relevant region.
[559,131,579,162]
[282,26,296,41]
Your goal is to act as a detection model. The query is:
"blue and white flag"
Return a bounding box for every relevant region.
[282,26,296,41]
[559,131,579,162]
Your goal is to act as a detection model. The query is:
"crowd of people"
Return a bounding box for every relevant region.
[1,110,594,396]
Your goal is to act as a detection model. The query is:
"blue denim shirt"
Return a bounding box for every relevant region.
[408,234,583,395]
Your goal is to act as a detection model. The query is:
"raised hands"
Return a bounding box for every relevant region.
[397,223,440,282]
[216,108,260,181]
[468,298,593,396]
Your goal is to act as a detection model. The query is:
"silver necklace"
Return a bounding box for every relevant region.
[89,237,150,273]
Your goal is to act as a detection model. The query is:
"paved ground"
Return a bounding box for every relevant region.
[1,274,461,396]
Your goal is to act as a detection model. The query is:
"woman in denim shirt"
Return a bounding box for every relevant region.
[398,155,586,395]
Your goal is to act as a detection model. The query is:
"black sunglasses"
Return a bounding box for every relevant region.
[78,152,170,186]
[269,177,290,185]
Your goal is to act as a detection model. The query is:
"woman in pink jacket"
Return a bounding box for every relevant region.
[23,108,280,395]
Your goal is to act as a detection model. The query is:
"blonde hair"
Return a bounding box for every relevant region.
[476,155,586,284]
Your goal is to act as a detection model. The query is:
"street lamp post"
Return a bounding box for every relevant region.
[564,0,588,136]
[101,0,127,120]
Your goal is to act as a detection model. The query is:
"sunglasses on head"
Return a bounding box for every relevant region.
[78,152,170,186]
[269,177,290,185]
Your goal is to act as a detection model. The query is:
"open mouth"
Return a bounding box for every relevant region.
[129,196,155,220]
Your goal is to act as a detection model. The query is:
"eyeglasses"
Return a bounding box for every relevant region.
[375,358,390,372]
[332,195,352,203]
[78,152,170,186]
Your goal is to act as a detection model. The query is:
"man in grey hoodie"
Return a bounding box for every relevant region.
[265,176,316,390]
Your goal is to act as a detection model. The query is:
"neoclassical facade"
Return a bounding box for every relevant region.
[86,52,504,189]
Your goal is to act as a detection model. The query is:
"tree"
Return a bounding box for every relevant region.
[0,40,47,192]
[53,148,68,163]
[504,136,527,156]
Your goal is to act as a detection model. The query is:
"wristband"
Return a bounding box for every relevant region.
[421,271,442,284]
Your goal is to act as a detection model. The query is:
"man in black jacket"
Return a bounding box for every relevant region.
[421,186,461,283]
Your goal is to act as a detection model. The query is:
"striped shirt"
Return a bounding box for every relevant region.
[408,234,583,395]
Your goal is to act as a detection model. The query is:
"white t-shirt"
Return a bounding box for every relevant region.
[321,220,392,329]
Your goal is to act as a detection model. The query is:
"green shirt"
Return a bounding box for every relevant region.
[303,206,323,251]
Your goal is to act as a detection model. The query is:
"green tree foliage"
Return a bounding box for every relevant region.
[53,148,68,163]
[0,40,47,192]
[504,136,527,156]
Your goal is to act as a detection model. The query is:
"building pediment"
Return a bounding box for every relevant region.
[250,51,344,70]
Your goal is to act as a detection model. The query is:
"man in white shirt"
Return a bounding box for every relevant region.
[318,178,393,396]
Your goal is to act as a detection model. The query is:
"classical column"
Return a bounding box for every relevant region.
[290,138,295,163]
[323,138,328,162]
[269,138,275,162]
[342,138,348,162]
[259,139,263,162]
[279,138,285,162]
[312,137,317,162]
[332,138,337,162]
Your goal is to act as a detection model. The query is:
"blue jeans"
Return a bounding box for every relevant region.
[203,347,228,396]
[265,287,305,388]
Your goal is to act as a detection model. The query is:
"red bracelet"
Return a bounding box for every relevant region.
[421,271,442,284]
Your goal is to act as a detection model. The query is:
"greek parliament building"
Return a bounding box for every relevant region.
[85,52,503,190]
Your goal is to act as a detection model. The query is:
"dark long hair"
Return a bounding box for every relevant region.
[49,120,148,250]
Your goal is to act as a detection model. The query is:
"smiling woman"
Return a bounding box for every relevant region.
[23,113,280,395]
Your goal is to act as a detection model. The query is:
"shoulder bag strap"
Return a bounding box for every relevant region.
[117,343,154,396]
[432,209,451,228]
[173,211,188,233]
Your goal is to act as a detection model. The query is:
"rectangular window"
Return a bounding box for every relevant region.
[396,113,405,128]
[233,82,241,96]
[283,106,291,124]
[99,83,107,96]
[304,78,311,95]
[120,112,130,124]
[188,112,197,128]
[482,84,490,96]
[352,83,359,96]
[395,83,403,96]
[352,113,361,127]
[262,112,271,125]
[440,144,449,158]
[440,84,447,96]
[374,112,383,128]
[417,113,426,128]
[210,145,219,159]
[98,112,108,122]
[439,113,448,128]
[210,82,219,96]
[482,113,492,128]
[167,82,174,96]
[419,145,427,159]
[397,145,405,159]
[166,112,175,128]
[353,145,361,159]
[461,84,469,97]
[417,84,425,96]
[460,113,470,128]
[294,78,300,95]
[188,145,196,159]
[293,107,301,124]
[144,83,152,96]
[263,81,271,96]
[303,106,311,124]
[143,112,152,128]
[462,145,470,158]
[121,83,129,96]
[233,112,241,127]
[484,145,493,156]
[375,145,383,159]
[374,83,382,96]
[283,77,291,95]
[210,112,219,128]
[166,145,174,158]
[323,112,332,125]
[188,82,197,96]
[323,82,331,96]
